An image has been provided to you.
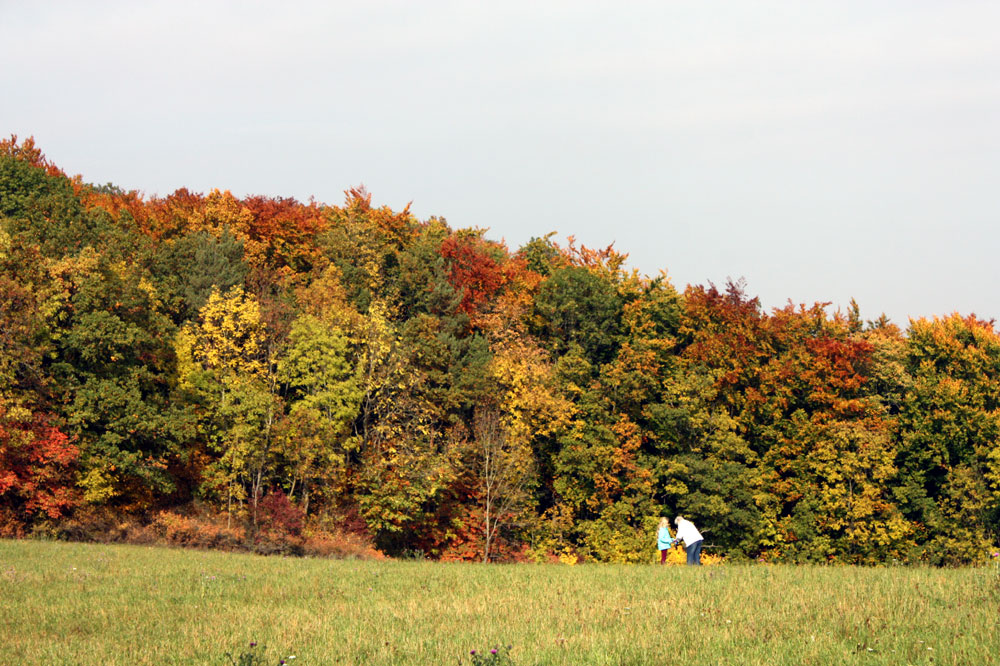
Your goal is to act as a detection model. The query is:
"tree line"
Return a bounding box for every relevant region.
[1,136,997,564]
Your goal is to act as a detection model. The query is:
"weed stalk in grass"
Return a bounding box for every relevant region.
[224,642,266,666]
[469,644,513,665]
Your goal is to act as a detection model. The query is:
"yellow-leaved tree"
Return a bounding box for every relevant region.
[486,337,574,561]
[176,286,279,525]
[276,313,362,513]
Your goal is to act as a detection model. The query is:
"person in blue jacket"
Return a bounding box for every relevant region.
[656,517,674,564]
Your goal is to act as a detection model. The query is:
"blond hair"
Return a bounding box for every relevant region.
[658,517,669,529]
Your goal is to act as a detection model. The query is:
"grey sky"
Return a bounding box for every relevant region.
[3,1,998,327]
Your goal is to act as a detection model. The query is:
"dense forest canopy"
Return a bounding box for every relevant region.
[1,136,998,564]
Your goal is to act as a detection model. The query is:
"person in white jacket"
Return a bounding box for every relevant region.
[673,516,704,565]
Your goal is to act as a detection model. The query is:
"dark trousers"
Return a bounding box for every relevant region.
[659,548,668,564]
[685,540,703,565]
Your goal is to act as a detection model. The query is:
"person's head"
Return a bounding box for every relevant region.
[659,517,669,529]
[674,516,684,526]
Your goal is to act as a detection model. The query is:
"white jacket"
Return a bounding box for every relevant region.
[674,518,703,545]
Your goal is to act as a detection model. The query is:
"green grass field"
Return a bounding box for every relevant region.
[2,539,998,665]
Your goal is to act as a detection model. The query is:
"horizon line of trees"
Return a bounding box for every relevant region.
[1,135,998,565]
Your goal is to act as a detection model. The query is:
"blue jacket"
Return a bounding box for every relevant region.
[657,526,673,550]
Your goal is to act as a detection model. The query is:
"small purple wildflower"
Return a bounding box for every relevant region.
[250,641,257,647]
[992,551,999,558]
[491,648,498,655]
[470,650,476,655]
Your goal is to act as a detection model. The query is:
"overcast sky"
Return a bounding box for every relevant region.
[3,1,998,327]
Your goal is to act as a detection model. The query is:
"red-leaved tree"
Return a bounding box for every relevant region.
[0,412,79,535]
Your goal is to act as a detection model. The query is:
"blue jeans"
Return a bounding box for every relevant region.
[685,540,703,565]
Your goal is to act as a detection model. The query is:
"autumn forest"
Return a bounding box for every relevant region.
[1,137,998,565]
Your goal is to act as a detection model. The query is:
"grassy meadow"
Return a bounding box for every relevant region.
[2,539,998,665]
